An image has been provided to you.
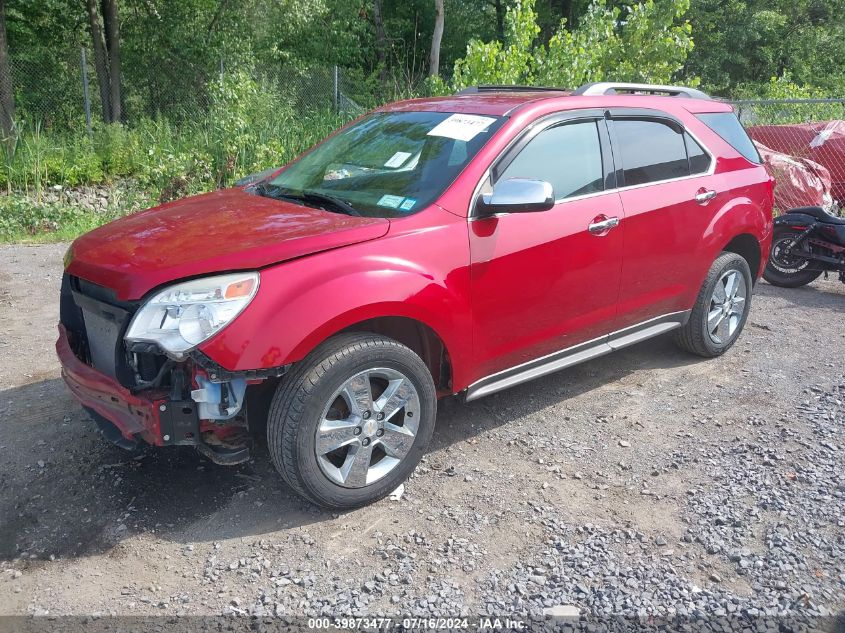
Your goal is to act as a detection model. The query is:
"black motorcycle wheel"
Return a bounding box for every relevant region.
[763,228,823,288]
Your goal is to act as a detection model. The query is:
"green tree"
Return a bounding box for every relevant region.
[686,0,845,95]
[84,0,122,123]
[453,0,694,90]
[452,0,539,87]
[429,0,445,77]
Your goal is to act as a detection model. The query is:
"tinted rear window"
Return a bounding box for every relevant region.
[697,112,761,164]
[614,119,689,186]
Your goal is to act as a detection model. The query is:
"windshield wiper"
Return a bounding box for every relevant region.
[252,183,361,216]
[299,190,362,217]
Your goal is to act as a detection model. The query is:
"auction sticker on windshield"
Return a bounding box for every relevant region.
[377,194,405,209]
[427,114,498,142]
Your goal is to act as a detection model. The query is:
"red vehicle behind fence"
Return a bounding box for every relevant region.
[749,121,845,206]
[754,141,834,212]
[58,83,774,508]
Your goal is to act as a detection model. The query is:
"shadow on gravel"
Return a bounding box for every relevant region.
[0,332,702,565]
[434,332,704,450]
[756,278,845,311]
[0,379,329,564]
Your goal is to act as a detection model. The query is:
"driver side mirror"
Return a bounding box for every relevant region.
[476,178,555,216]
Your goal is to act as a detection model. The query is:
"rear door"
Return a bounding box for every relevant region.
[468,112,625,381]
[608,111,716,330]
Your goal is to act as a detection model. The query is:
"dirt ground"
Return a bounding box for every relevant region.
[0,243,843,620]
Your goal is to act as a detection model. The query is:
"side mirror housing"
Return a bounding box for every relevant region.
[476,178,555,215]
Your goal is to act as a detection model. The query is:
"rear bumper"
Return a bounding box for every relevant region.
[56,324,167,446]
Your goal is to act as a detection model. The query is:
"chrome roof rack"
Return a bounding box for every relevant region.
[573,82,710,100]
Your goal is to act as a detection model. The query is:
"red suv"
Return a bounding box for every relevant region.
[57,83,773,508]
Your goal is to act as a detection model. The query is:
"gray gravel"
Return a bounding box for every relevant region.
[0,243,843,626]
[479,386,844,620]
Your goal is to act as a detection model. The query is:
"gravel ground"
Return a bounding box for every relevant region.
[0,243,843,626]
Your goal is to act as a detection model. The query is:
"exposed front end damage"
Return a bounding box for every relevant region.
[57,274,287,464]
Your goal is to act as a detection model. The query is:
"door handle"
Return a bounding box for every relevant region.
[695,189,717,204]
[588,216,620,234]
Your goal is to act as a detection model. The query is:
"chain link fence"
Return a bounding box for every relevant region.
[730,99,845,213]
[8,46,88,130]
[8,48,367,132]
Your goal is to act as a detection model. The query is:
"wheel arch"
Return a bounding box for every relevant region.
[277,302,465,396]
[722,233,762,281]
[338,316,453,395]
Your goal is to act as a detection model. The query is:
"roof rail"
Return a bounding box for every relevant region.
[573,82,710,100]
[456,85,567,95]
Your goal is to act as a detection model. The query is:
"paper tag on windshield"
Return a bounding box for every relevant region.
[384,151,412,168]
[427,114,497,142]
[377,194,405,209]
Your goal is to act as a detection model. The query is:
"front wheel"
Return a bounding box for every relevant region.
[674,252,753,358]
[267,333,436,509]
[763,228,823,288]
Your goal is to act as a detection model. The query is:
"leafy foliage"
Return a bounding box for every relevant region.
[0,70,349,215]
[0,195,117,242]
[686,0,845,95]
[1,0,841,245]
[453,0,695,90]
[733,75,845,124]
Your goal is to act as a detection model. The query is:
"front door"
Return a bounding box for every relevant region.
[468,115,624,382]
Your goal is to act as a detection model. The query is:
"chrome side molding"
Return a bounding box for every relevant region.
[464,311,690,402]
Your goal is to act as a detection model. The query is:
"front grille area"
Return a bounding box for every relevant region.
[60,274,138,387]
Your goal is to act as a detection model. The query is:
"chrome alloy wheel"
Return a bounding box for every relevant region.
[315,367,420,488]
[708,269,747,345]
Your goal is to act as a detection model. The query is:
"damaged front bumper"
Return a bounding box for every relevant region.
[56,272,290,463]
[57,324,171,446]
[57,324,285,463]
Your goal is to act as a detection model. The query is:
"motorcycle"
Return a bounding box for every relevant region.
[764,206,845,288]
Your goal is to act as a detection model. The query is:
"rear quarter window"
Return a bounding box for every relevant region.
[697,112,761,164]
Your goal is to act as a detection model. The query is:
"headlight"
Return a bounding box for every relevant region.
[125,272,259,358]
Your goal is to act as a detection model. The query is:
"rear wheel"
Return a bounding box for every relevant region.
[267,333,436,509]
[674,252,753,358]
[763,228,823,288]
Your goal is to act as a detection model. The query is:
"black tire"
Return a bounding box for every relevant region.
[267,333,436,509]
[763,228,823,288]
[674,252,753,358]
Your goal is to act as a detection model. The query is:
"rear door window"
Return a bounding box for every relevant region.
[614,118,690,186]
[497,120,605,200]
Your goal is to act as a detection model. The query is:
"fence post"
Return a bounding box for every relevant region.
[80,47,92,137]
[333,65,339,113]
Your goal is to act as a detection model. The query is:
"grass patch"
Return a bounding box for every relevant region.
[0,184,159,244]
[0,72,356,244]
[0,196,117,243]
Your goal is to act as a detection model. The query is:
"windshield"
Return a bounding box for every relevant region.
[261,111,505,217]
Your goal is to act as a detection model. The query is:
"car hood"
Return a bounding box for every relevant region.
[65,187,390,300]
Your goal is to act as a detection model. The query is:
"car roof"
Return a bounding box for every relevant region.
[379,88,732,118]
[380,91,571,117]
